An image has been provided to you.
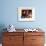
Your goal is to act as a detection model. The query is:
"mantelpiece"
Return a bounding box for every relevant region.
[2,29,45,46]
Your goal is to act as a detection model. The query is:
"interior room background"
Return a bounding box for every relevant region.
[0,0,46,44]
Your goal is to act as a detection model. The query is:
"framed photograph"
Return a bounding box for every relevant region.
[18,7,35,21]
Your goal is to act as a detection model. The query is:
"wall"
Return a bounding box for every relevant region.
[0,0,46,29]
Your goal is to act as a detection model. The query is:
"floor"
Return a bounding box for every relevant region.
[0,44,2,46]
[0,42,45,46]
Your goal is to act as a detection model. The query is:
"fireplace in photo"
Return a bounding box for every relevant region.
[21,9,32,18]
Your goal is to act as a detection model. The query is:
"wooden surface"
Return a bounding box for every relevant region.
[24,32,45,46]
[2,31,45,46]
[3,32,24,46]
